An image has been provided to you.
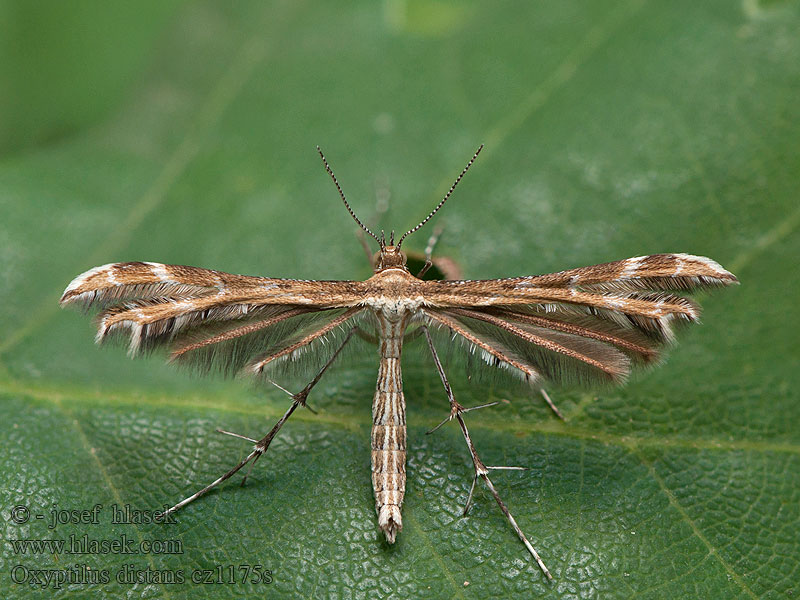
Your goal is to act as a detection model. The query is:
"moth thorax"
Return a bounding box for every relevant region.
[373,246,408,272]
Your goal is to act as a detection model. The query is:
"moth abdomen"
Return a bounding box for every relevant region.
[371,320,408,543]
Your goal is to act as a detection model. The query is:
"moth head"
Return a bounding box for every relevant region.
[373,244,408,272]
[316,143,483,265]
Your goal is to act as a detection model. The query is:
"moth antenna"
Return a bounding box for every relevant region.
[389,230,395,245]
[317,145,382,247]
[396,144,484,249]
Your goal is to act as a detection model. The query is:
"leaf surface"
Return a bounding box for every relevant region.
[1,1,798,598]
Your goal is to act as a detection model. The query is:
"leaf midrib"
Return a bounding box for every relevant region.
[4,378,797,455]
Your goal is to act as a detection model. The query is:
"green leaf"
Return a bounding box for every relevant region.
[1,1,798,598]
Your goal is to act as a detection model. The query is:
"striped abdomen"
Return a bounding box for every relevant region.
[371,315,407,543]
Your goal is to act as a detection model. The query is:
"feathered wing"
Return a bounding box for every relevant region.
[170,306,367,378]
[60,254,737,386]
[60,261,368,376]
[419,253,738,386]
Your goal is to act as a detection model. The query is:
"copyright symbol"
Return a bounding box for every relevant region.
[11,505,29,524]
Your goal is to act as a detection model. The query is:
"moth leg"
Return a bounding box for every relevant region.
[421,326,552,581]
[538,388,563,420]
[425,399,500,435]
[419,325,497,434]
[416,223,444,279]
[160,326,359,518]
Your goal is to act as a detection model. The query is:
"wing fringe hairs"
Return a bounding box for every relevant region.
[170,308,357,375]
[432,308,631,383]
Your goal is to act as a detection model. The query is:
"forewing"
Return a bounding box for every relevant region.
[419,253,737,386]
[519,253,738,292]
[60,262,368,362]
[420,253,737,343]
[60,262,367,309]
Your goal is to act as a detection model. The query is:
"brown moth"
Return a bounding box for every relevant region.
[60,145,738,579]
